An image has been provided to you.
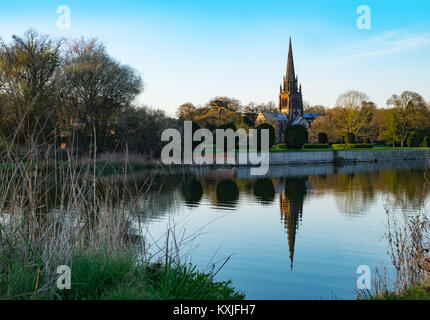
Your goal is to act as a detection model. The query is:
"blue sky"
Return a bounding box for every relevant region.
[1,0,429,115]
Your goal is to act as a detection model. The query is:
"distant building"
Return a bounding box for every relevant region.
[256,112,289,143]
[256,38,321,143]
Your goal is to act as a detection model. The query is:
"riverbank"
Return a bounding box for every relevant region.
[0,250,245,300]
[242,148,430,166]
[374,278,430,300]
[94,148,430,173]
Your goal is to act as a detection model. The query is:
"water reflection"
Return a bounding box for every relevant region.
[253,179,276,205]
[182,178,203,207]
[216,180,239,208]
[307,168,430,214]
[6,162,429,299]
[280,177,307,269]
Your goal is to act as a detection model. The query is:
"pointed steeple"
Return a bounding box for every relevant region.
[286,37,295,84]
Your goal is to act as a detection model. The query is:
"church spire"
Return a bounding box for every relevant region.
[286,37,295,84]
[279,37,304,118]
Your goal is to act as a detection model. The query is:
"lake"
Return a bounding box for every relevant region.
[137,160,429,300]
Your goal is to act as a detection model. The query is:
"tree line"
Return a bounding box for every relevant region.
[1,30,429,162]
[177,90,430,148]
[308,90,430,147]
[0,30,176,159]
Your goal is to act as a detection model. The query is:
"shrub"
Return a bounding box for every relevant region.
[332,144,373,149]
[272,143,287,150]
[284,125,308,149]
[318,132,328,144]
[420,136,429,148]
[303,144,330,149]
[255,123,276,150]
[406,132,423,147]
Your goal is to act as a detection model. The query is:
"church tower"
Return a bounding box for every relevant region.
[279,38,304,120]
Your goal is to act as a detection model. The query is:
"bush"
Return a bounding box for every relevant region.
[284,125,308,149]
[420,136,430,148]
[255,123,276,150]
[406,132,425,148]
[332,144,373,149]
[318,132,328,144]
[272,143,287,150]
[303,144,330,149]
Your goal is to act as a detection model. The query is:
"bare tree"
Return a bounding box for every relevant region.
[58,38,143,152]
[333,90,374,140]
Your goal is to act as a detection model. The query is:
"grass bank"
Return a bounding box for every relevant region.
[374,278,430,300]
[0,141,243,300]
[0,250,244,300]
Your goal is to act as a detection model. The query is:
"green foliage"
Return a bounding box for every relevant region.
[332,144,373,149]
[255,123,276,150]
[318,132,328,144]
[303,144,330,149]
[420,136,429,148]
[272,143,287,150]
[373,278,430,300]
[0,251,245,300]
[218,122,237,131]
[143,262,244,300]
[114,106,176,157]
[344,132,356,144]
[284,125,308,149]
[407,135,414,148]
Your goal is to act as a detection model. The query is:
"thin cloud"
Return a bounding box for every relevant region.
[341,30,430,61]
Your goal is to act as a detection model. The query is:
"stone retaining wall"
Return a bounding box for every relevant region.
[237,149,430,166]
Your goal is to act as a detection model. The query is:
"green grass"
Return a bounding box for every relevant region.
[373,279,430,300]
[0,251,245,300]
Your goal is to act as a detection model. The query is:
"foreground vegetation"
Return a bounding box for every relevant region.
[1,250,244,300]
[358,202,430,300]
[375,278,430,300]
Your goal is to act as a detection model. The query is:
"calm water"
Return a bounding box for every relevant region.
[138,160,430,300]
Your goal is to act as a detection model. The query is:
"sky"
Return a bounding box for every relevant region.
[1,0,429,116]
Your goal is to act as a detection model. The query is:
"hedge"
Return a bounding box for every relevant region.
[303,144,330,149]
[272,143,287,150]
[332,144,374,149]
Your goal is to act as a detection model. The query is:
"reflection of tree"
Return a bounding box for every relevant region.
[182,178,203,207]
[308,168,430,214]
[334,172,375,215]
[253,179,275,205]
[216,180,239,208]
[280,177,307,269]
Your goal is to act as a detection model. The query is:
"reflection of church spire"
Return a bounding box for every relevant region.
[279,177,307,270]
[280,193,302,269]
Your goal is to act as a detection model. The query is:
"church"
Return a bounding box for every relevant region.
[256,38,320,142]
